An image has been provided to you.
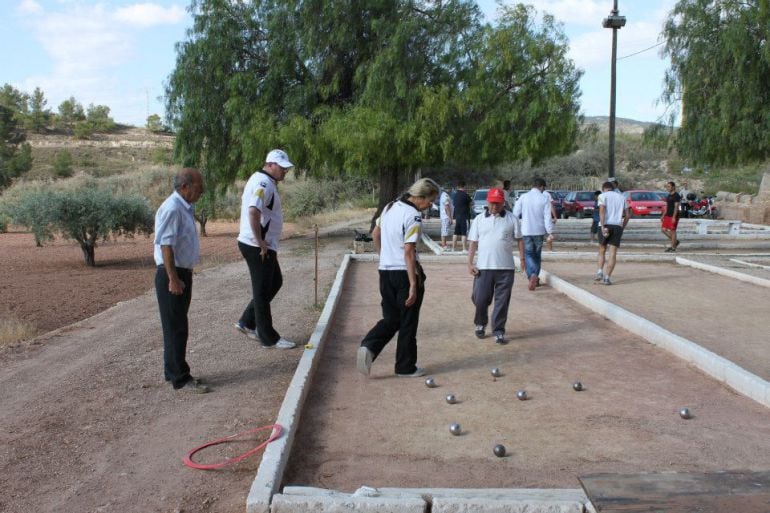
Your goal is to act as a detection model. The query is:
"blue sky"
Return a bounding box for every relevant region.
[1,0,676,127]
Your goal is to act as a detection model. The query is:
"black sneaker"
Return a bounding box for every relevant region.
[495,334,507,345]
[475,325,485,339]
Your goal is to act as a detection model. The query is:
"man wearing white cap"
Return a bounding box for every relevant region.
[233,149,297,349]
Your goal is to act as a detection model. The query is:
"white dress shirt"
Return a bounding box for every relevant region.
[512,188,553,236]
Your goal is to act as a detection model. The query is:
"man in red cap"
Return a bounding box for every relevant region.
[467,188,525,344]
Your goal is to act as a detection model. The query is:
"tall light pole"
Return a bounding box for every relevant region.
[602,1,626,180]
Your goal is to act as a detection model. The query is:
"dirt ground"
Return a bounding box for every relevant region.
[0,222,354,513]
[2,225,769,512]
[283,260,770,491]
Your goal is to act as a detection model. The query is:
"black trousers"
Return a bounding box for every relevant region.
[360,268,426,375]
[238,242,282,346]
[155,266,193,389]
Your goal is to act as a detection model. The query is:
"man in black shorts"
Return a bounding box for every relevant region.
[451,181,472,252]
[596,181,631,285]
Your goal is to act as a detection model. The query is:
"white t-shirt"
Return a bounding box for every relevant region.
[439,191,452,220]
[237,170,283,251]
[598,189,627,226]
[378,199,423,271]
[468,210,521,270]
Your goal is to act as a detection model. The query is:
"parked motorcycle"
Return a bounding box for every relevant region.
[681,194,717,219]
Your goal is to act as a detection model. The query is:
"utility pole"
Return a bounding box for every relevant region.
[602,1,626,180]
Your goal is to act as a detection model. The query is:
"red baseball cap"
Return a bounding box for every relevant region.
[487,188,505,203]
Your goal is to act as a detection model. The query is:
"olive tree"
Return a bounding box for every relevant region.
[7,188,154,266]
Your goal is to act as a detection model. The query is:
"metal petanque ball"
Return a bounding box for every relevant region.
[516,390,528,401]
[491,367,502,378]
[425,377,437,388]
[493,444,506,458]
[449,423,462,436]
[573,381,584,392]
[679,407,692,419]
[446,393,457,404]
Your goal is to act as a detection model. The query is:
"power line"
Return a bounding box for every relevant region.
[618,41,664,60]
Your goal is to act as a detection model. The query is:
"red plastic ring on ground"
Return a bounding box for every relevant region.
[183,424,283,470]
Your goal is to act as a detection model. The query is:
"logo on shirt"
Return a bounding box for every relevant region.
[414,216,422,223]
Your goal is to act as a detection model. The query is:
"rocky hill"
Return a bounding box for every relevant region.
[583,116,658,135]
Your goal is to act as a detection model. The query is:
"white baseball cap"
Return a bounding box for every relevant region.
[265,149,294,169]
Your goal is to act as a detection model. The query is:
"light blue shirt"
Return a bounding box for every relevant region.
[512,188,553,236]
[153,191,200,268]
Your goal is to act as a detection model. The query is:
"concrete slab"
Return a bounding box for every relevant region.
[270,494,426,513]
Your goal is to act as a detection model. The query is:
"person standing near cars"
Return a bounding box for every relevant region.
[662,181,681,252]
[590,190,601,243]
[595,181,631,285]
[451,181,472,252]
[154,168,210,393]
[439,186,453,249]
[467,188,525,344]
[512,178,554,291]
[357,178,440,378]
[233,149,297,349]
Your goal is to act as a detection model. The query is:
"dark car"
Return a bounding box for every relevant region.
[545,190,567,219]
[562,190,597,218]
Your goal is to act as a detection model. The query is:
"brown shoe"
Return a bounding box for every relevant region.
[528,275,538,291]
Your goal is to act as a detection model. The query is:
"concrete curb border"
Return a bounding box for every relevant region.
[676,256,770,289]
[540,269,770,408]
[246,253,353,513]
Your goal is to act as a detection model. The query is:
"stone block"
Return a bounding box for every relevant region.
[271,494,426,513]
[432,498,583,513]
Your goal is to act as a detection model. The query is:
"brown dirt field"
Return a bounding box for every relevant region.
[0,221,355,513]
[283,260,770,491]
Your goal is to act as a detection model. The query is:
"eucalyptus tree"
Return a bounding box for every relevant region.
[662,0,770,165]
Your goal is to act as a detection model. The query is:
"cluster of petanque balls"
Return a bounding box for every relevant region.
[425,370,692,458]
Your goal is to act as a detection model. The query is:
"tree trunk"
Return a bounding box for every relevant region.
[371,167,402,231]
[81,243,96,267]
[196,211,208,237]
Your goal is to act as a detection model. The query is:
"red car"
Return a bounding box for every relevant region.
[622,190,666,218]
[561,190,597,218]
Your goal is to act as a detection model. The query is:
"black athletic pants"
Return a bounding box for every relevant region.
[238,242,282,346]
[360,267,425,375]
[155,266,193,389]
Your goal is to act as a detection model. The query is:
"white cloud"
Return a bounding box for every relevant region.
[17,0,43,15]
[114,3,186,28]
[535,0,608,27]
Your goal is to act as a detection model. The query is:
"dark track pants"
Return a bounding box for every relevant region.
[155,266,193,389]
[360,268,425,375]
[471,269,514,336]
[238,242,282,346]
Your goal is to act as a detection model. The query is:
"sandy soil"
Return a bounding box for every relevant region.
[283,260,770,491]
[0,222,354,513]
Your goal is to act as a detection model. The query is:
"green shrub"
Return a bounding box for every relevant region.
[6,187,153,265]
[281,177,375,220]
[53,150,73,178]
[0,213,8,233]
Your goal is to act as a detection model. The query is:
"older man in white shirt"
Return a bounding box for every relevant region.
[512,178,554,291]
[154,168,209,393]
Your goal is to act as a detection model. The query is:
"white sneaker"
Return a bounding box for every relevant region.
[357,346,373,376]
[396,367,426,377]
[263,338,296,349]
[233,321,258,340]
[594,270,604,282]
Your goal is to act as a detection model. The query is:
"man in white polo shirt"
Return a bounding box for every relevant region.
[595,180,631,285]
[512,177,554,291]
[233,149,297,349]
[467,188,525,345]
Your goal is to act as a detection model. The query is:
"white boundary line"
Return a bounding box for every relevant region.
[729,258,770,269]
[541,269,770,409]
[676,256,770,288]
[246,253,352,513]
